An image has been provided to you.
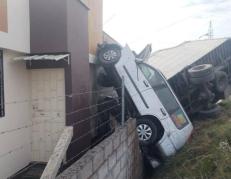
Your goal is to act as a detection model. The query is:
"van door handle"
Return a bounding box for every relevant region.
[160,108,167,116]
[143,80,149,87]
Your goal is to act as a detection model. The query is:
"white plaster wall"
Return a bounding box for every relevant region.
[0,50,31,179]
[31,69,66,162]
[0,0,30,53]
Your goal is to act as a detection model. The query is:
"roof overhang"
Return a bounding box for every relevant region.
[14,54,70,64]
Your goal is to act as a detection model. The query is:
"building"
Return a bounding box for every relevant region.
[0,0,104,178]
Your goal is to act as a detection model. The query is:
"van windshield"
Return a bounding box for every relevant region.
[139,63,189,129]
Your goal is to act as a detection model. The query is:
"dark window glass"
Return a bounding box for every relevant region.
[0,51,4,117]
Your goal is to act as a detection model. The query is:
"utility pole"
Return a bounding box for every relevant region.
[121,76,125,126]
[208,20,213,39]
[199,21,214,40]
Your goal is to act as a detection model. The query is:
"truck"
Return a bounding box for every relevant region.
[148,38,231,117]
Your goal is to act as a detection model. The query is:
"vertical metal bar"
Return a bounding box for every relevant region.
[121,76,125,126]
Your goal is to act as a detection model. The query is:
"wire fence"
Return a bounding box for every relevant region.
[1,75,174,175]
[1,82,125,178]
[0,81,125,169]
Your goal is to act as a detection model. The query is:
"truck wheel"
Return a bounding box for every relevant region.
[188,64,214,78]
[97,44,121,66]
[199,105,221,118]
[189,72,215,85]
[136,118,158,145]
[214,71,228,93]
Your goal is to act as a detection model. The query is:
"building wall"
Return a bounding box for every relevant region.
[66,0,92,161]
[80,0,103,55]
[87,0,103,55]
[0,0,30,53]
[0,50,31,179]
[57,119,143,179]
[29,0,67,53]
[31,69,66,162]
[0,0,8,32]
[29,0,92,162]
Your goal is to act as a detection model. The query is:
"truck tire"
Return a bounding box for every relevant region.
[136,118,158,145]
[188,64,214,78]
[189,72,215,85]
[214,71,228,93]
[97,44,121,66]
[199,105,221,118]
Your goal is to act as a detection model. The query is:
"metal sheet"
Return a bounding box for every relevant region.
[148,38,228,79]
[14,54,69,61]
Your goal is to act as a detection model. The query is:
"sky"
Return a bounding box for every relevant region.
[103,0,231,53]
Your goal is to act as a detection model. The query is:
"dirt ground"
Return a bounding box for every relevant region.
[147,99,231,179]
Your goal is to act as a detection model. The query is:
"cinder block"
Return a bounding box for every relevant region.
[116,144,124,161]
[103,172,113,179]
[117,168,126,179]
[99,138,113,159]
[90,172,98,179]
[127,119,136,134]
[108,152,116,170]
[56,163,79,179]
[112,161,121,179]
[120,127,128,142]
[98,161,108,179]
[77,154,93,179]
[120,154,128,169]
[122,141,128,153]
[90,146,104,172]
[128,131,135,146]
[112,133,121,150]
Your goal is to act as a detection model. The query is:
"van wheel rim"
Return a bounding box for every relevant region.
[137,124,152,141]
[103,50,117,61]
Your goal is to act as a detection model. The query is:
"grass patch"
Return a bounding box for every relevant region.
[150,99,231,179]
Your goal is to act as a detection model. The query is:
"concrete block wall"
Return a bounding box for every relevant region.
[31,69,66,162]
[57,118,143,179]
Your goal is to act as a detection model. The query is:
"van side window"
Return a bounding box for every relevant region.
[139,64,179,113]
[139,63,188,129]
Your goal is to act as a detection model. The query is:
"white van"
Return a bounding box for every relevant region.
[97,44,193,157]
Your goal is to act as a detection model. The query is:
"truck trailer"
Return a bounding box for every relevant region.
[148,38,231,116]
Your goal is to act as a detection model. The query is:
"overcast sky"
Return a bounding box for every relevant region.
[103,0,231,53]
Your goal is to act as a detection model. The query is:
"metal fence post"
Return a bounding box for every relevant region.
[121,76,125,126]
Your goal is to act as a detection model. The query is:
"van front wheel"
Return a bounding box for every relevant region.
[136,118,158,145]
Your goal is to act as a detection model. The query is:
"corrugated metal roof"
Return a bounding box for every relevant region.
[148,38,228,79]
[14,54,69,61]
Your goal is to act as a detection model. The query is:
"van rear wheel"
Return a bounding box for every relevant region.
[136,118,158,145]
[97,44,121,66]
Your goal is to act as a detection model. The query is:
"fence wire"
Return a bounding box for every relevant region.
[0,85,123,171]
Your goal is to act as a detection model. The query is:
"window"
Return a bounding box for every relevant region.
[139,63,188,129]
[0,0,8,32]
[0,51,4,117]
